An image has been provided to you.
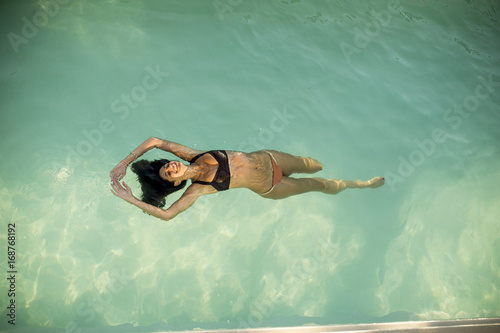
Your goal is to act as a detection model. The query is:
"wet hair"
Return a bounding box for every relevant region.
[131,159,187,208]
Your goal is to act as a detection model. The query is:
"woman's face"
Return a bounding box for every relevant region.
[159,161,187,183]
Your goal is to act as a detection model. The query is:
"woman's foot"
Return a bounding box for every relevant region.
[323,177,384,194]
[366,176,385,188]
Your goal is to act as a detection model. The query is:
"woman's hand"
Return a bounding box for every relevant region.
[110,178,135,203]
[110,162,127,181]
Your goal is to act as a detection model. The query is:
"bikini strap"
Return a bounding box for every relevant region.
[190,151,207,163]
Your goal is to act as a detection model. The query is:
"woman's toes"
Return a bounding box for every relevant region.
[368,177,385,188]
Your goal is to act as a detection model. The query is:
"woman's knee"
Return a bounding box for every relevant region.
[305,157,323,172]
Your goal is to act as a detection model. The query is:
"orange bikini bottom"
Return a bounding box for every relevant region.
[270,154,283,187]
[264,151,283,194]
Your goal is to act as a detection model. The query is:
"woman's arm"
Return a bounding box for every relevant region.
[111,179,212,221]
[109,137,160,180]
[155,138,204,162]
[122,137,161,167]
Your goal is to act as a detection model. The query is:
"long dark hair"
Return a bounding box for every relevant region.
[131,159,187,208]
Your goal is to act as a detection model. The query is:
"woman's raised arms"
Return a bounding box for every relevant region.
[109,137,204,181]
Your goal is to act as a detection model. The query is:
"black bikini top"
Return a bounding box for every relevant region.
[190,150,231,191]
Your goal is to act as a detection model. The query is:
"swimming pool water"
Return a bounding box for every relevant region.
[1,0,499,331]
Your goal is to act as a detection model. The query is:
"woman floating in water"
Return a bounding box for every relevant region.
[110,137,384,221]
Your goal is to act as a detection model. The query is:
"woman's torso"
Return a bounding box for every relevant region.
[191,150,272,194]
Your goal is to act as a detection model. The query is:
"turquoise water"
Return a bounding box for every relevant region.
[1,0,499,331]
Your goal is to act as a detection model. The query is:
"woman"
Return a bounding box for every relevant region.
[110,137,384,221]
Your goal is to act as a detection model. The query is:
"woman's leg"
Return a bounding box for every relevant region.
[261,176,384,200]
[323,177,385,194]
[265,150,323,176]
